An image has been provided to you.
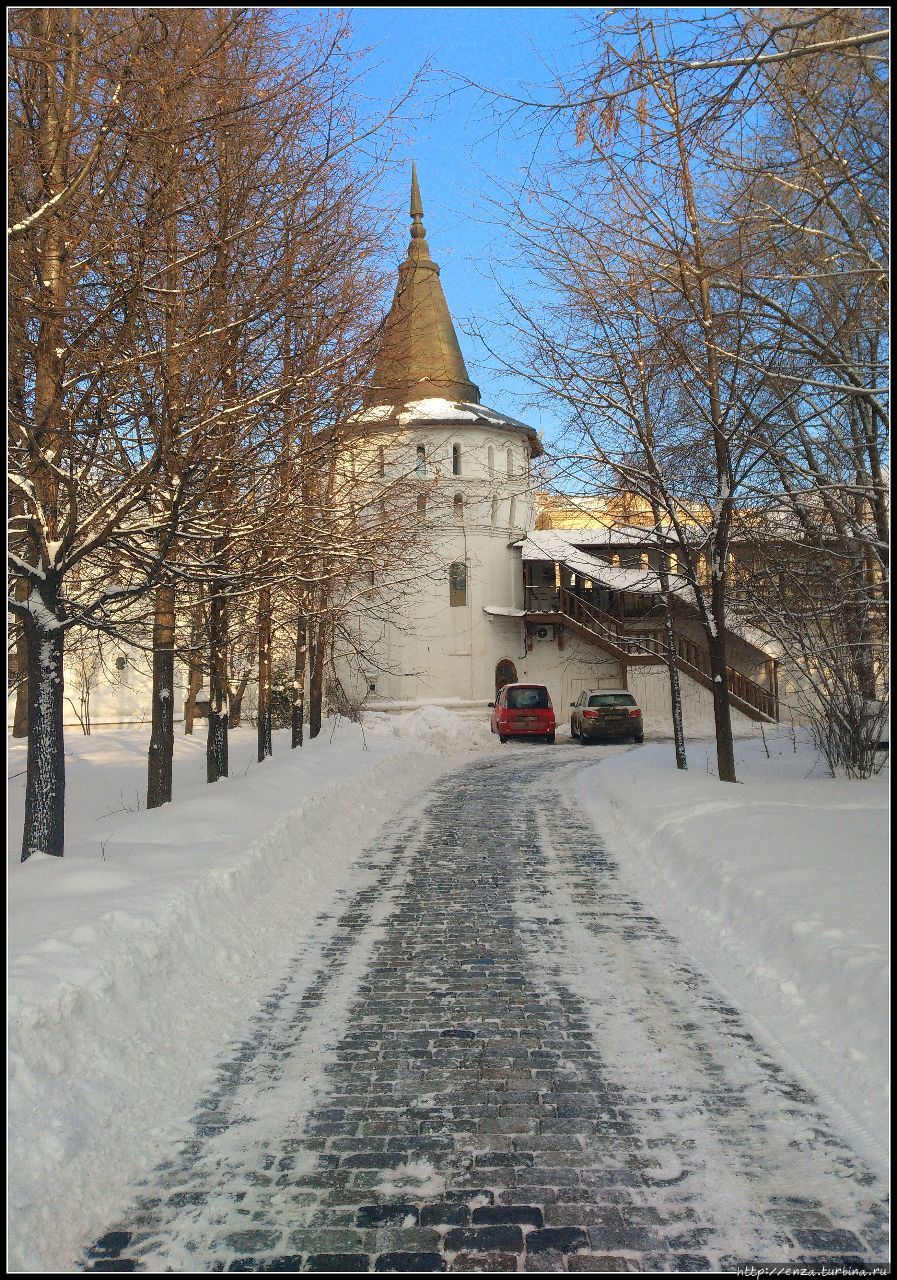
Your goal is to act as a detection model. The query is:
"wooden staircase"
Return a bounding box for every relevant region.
[525,586,777,723]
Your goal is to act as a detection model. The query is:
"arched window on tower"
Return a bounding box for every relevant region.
[449,561,467,607]
[453,493,464,524]
[452,443,462,476]
[415,444,426,475]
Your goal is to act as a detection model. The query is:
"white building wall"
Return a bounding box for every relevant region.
[337,411,780,735]
[7,646,189,731]
[340,414,538,709]
[627,664,762,739]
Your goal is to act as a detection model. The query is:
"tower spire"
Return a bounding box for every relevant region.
[364,164,479,408]
[410,160,424,223]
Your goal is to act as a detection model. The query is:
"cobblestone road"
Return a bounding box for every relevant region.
[84,748,888,1273]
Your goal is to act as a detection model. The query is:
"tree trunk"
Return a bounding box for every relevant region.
[228,668,251,729]
[206,591,229,783]
[12,575,30,736]
[661,601,688,771]
[308,617,325,739]
[147,582,176,808]
[13,624,29,738]
[21,577,66,859]
[257,587,272,762]
[292,609,306,749]
[646,478,686,770]
[183,659,202,736]
[709,571,737,783]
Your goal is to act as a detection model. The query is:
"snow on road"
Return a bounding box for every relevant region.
[8,717,888,1271]
[8,711,492,1273]
[71,749,886,1273]
[578,731,889,1179]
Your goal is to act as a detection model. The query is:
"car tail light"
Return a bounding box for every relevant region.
[582,709,598,718]
[628,708,641,717]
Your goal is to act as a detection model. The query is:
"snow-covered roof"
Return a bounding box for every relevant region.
[549,524,688,547]
[514,530,779,656]
[514,530,689,597]
[351,398,543,455]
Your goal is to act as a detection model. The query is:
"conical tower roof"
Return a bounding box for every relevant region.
[365,164,480,408]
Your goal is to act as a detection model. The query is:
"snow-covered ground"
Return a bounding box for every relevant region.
[7,709,493,1272]
[8,715,888,1269]
[578,729,889,1179]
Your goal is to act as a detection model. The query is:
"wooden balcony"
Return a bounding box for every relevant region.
[524,585,777,722]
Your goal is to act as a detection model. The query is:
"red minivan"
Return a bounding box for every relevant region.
[489,683,556,744]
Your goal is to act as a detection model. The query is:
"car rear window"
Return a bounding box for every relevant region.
[507,686,550,709]
[589,693,637,707]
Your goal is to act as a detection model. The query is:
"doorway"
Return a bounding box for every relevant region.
[495,659,517,698]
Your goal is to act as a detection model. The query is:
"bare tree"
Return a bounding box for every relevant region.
[7,7,419,849]
[9,9,187,856]
[470,6,888,780]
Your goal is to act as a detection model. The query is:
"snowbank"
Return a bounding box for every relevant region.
[578,731,889,1177]
[364,703,495,751]
[8,714,492,1271]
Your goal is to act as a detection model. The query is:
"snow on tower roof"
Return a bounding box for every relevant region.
[351,395,543,455]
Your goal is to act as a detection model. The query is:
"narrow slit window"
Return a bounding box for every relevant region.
[378,446,385,477]
[416,444,426,475]
[449,561,467,607]
[453,493,464,523]
[506,447,513,477]
[417,492,427,520]
[452,443,461,476]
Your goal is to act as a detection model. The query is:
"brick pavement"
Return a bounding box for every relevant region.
[82,749,889,1273]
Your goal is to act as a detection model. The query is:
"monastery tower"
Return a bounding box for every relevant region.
[339,166,543,709]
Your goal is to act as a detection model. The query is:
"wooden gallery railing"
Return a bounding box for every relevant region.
[525,585,777,721]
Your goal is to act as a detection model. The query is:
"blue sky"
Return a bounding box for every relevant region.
[343,7,589,441]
